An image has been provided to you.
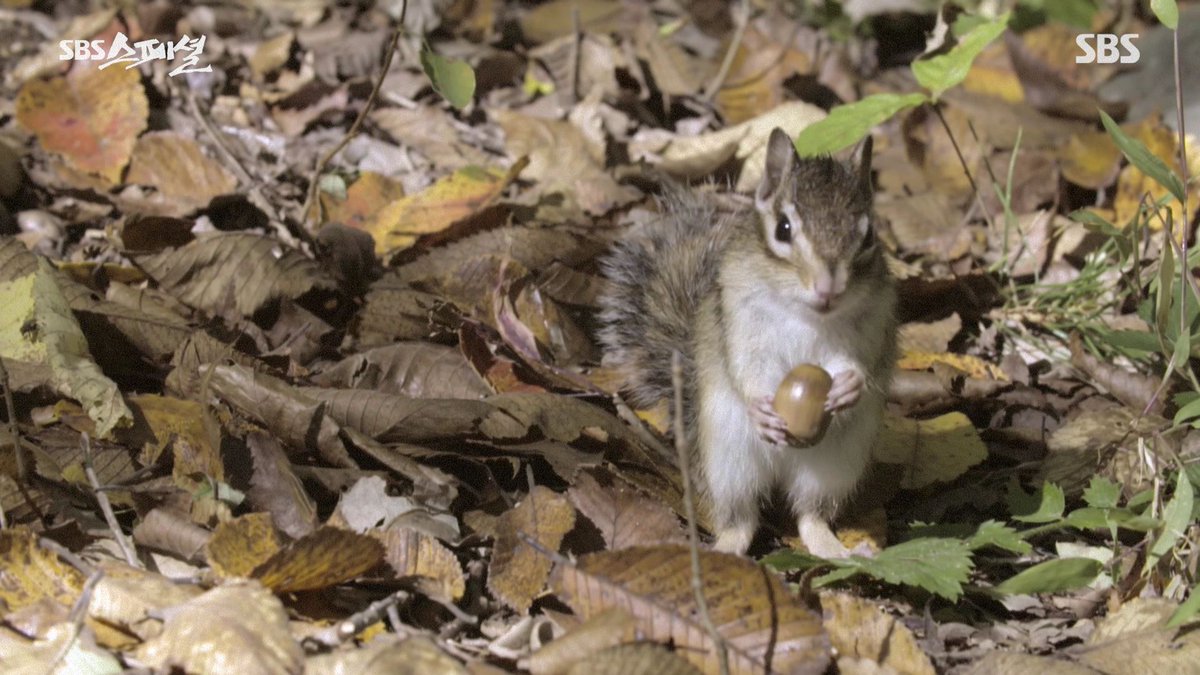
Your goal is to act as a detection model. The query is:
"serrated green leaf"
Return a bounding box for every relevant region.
[761,548,825,572]
[912,13,1010,101]
[1083,477,1121,509]
[814,537,973,600]
[1152,0,1179,29]
[1010,481,1066,523]
[968,520,1032,554]
[1063,506,1162,532]
[1144,470,1194,573]
[994,558,1103,595]
[1099,110,1186,203]
[420,48,476,109]
[792,93,927,156]
[1062,507,1111,530]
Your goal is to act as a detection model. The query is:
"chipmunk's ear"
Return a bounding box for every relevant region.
[757,128,796,207]
[853,134,874,195]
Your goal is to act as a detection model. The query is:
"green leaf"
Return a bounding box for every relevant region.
[1171,391,1200,422]
[1156,237,1175,334]
[994,558,1103,595]
[1099,110,1186,203]
[1083,476,1121,509]
[1063,506,1161,532]
[1144,470,1195,573]
[912,13,1011,101]
[792,93,927,156]
[1070,208,1122,236]
[1167,588,1200,628]
[420,48,476,109]
[1010,481,1066,523]
[1102,329,1160,355]
[1152,0,1179,29]
[761,548,825,572]
[1174,394,1200,426]
[968,520,1032,555]
[814,537,973,600]
[1043,0,1099,28]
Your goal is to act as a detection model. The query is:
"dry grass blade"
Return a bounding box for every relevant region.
[551,545,829,675]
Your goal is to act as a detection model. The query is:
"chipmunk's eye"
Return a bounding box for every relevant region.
[775,216,793,243]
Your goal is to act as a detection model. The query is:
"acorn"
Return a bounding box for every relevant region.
[773,364,832,442]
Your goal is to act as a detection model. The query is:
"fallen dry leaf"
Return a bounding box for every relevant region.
[15,63,147,185]
[137,582,304,675]
[489,486,577,613]
[874,412,988,489]
[552,545,830,674]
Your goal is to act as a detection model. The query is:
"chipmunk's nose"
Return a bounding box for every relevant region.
[813,276,842,310]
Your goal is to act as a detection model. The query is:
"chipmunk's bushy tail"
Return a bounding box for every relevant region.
[597,189,734,416]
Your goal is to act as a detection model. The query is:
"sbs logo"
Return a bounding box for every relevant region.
[1075,34,1140,64]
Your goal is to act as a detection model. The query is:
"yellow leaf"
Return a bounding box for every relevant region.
[897,350,1008,380]
[368,164,518,254]
[874,412,987,489]
[1112,117,1200,233]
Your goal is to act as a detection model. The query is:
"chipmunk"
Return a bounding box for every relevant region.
[598,127,896,557]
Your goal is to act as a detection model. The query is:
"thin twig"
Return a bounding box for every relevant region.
[0,358,25,483]
[568,3,582,105]
[931,104,995,228]
[304,589,412,648]
[1171,27,1192,347]
[302,0,408,234]
[611,394,676,461]
[81,433,140,568]
[671,351,729,675]
[701,0,751,103]
[49,568,103,670]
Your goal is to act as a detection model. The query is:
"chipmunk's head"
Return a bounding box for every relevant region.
[754,127,883,314]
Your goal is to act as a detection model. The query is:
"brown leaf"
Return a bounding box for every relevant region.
[372,108,492,170]
[519,0,636,44]
[88,561,203,640]
[368,165,520,254]
[496,110,640,216]
[714,24,813,124]
[565,643,701,675]
[205,364,356,468]
[567,470,685,550]
[551,545,830,674]
[489,486,577,613]
[1076,598,1200,675]
[375,527,466,601]
[305,635,468,674]
[206,512,286,579]
[0,528,87,615]
[126,132,237,213]
[137,582,304,675]
[312,342,491,400]
[16,64,147,185]
[252,527,385,593]
[529,609,639,674]
[821,592,936,675]
[131,232,337,318]
[321,171,406,231]
[246,431,319,540]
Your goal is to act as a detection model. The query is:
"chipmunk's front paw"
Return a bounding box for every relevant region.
[752,396,791,446]
[826,369,864,412]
